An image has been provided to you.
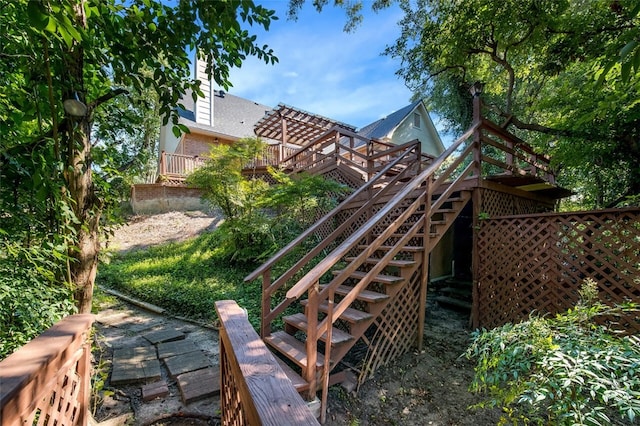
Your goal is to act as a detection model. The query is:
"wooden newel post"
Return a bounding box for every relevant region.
[261,268,271,338]
[305,284,320,401]
[470,82,483,182]
[160,150,166,175]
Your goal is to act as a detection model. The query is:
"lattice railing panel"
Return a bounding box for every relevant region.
[477,208,640,334]
[322,167,365,191]
[219,337,247,426]
[358,268,422,384]
[0,315,93,426]
[26,356,84,426]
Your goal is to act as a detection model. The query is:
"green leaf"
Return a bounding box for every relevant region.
[620,41,637,60]
[621,60,633,82]
[27,1,48,30]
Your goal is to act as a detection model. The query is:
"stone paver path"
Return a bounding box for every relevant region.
[93,295,221,424]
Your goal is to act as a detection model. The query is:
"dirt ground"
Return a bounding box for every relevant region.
[101,211,502,425]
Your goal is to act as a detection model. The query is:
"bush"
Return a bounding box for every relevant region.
[465,279,640,425]
[0,243,76,359]
[187,137,350,263]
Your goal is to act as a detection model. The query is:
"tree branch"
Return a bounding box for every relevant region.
[484,103,581,138]
[89,88,128,109]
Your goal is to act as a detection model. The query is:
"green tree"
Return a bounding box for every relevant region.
[0,0,278,313]
[292,0,640,208]
[187,138,350,262]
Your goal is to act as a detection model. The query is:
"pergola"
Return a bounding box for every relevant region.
[254,103,356,147]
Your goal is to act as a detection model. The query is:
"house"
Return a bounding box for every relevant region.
[132,59,446,214]
[357,99,445,157]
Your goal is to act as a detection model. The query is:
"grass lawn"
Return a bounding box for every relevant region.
[97,231,262,329]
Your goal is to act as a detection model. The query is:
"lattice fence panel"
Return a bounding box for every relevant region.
[480,188,552,217]
[477,208,640,334]
[358,268,422,384]
[322,167,365,191]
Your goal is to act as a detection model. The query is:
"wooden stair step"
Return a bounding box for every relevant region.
[283,313,354,345]
[264,331,325,370]
[327,285,390,303]
[431,196,466,203]
[334,270,404,285]
[273,356,309,392]
[387,232,425,238]
[301,300,373,323]
[434,296,472,310]
[345,257,416,268]
[359,245,423,252]
[433,208,456,214]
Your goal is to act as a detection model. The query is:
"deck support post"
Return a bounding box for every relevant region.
[418,181,432,351]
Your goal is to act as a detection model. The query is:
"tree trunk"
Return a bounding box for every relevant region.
[66,115,101,313]
[66,0,99,314]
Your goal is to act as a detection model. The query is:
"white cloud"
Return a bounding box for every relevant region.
[225,1,415,128]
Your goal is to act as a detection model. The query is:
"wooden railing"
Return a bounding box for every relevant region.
[159,151,207,180]
[159,144,302,180]
[279,126,423,181]
[245,144,300,168]
[215,300,319,425]
[245,140,423,335]
[0,314,94,426]
[480,119,555,184]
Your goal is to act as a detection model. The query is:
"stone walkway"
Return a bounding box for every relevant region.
[93,291,221,425]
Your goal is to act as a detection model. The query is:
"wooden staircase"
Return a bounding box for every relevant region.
[434,279,473,310]
[238,96,566,421]
[245,124,483,422]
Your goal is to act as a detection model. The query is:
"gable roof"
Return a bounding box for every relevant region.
[357,100,422,140]
[177,90,272,139]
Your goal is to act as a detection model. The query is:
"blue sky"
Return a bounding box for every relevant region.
[224,1,415,130]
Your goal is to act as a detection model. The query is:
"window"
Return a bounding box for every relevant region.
[413,112,420,128]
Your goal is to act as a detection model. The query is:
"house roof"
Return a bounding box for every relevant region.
[178,90,272,140]
[357,100,422,140]
[254,103,357,145]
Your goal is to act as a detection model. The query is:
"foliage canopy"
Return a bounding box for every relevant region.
[187,138,350,262]
[292,0,640,209]
[0,0,278,349]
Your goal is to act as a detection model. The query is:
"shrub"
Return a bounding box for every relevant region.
[465,279,640,425]
[187,137,350,263]
[0,242,76,359]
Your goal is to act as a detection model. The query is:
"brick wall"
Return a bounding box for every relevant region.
[131,184,206,214]
[182,134,233,157]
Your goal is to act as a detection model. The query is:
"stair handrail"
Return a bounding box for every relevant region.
[285,122,480,300]
[279,125,409,177]
[244,139,421,283]
[279,125,369,166]
[259,149,422,330]
[479,118,555,183]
